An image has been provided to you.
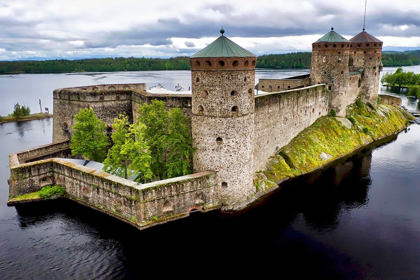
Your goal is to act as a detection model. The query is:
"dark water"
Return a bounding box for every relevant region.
[0,70,419,279]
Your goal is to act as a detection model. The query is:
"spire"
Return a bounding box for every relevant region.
[363,0,367,31]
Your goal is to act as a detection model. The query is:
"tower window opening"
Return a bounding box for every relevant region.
[324,44,328,48]
[341,44,344,48]
[328,85,332,90]
[218,60,225,67]
[324,71,327,74]
[205,60,212,67]
[357,44,361,47]
[374,44,377,47]
[248,88,252,93]
[196,77,200,83]
[232,106,238,115]
[245,60,249,67]
[221,182,228,188]
[338,59,341,63]
[354,51,356,54]
[195,60,201,67]
[198,105,204,115]
[338,51,341,54]
[203,90,209,97]
[216,137,223,144]
[244,77,247,82]
[333,44,337,48]
[341,71,344,74]
[231,90,238,96]
[366,44,370,47]
[252,60,256,66]
[232,61,239,67]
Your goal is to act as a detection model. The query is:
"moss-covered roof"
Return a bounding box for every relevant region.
[315,28,349,43]
[192,31,256,58]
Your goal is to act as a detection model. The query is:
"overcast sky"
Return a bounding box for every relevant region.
[1,0,420,60]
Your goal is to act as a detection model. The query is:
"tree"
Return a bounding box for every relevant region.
[121,122,153,183]
[165,108,195,178]
[103,114,153,182]
[103,114,131,179]
[137,100,169,179]
[136,100,194,180]
[70,107,108,162]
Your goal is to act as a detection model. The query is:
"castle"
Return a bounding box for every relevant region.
[8,27,384,228]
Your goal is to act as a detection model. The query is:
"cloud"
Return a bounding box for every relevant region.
[1,0,420,60]
[184,41,195,47]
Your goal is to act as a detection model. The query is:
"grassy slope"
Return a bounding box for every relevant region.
[254,103,414,192]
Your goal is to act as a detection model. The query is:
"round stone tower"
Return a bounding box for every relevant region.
[190,29,257,210]
[349,29,383,103]
[310,28,351,116]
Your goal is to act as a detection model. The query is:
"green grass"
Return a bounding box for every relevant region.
[11,185,66,202]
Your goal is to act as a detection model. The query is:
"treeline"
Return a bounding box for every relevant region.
[1,50,420,74]
[257,52,311,69]
[0,57,191,74]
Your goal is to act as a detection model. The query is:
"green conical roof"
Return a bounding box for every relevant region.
[315,28,349,43]
[192,33,256,58]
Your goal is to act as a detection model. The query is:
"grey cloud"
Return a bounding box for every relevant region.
[184,41,195,47]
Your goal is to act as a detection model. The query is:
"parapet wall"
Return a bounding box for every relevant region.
[253,84,331,171]
[16,141,72,163]
[259,74,310,92]
[53,84,192,143]
[131,90,191,121]
[53,84,143,143]
[8,146,220,230]
[379,94,402,106]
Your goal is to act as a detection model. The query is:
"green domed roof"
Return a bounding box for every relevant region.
[315,28,349,43]
[192,31,256,58]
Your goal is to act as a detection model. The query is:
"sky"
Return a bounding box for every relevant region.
[1,0,420,60]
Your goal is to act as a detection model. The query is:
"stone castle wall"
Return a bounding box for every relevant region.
[53,84,192,143]
[53,84,143,143]
[350,42,382,103]
[259,75,310,92]
[253,84,331,171]
[190,62,256,209]
[8,148,220,230]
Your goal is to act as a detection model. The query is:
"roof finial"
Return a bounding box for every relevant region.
[363,0,367,31]
[220,26,225,36]
[331,27,334,31]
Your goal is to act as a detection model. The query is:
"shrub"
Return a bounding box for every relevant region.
[347,117,356,124]
[330,109,336,117]
[362,127,369,134]
[356,97,363,108]
[39,185,66,199]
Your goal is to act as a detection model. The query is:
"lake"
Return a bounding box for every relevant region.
[0,68,419,279]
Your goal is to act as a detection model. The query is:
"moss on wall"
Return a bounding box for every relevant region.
[254,103,414,193]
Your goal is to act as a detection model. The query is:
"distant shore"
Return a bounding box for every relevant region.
[0,113,53,124]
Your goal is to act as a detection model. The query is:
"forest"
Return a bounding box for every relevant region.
[1,50,420,74]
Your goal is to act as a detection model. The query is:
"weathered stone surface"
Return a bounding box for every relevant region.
[259,75,311,92]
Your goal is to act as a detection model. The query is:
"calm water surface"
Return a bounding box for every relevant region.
[0,69,419,279]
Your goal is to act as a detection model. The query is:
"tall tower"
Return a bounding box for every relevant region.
[310,28,351,116]
[349,30,383,103]
[190,29,257,210]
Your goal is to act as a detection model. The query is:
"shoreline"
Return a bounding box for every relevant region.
[0,113,53,124]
